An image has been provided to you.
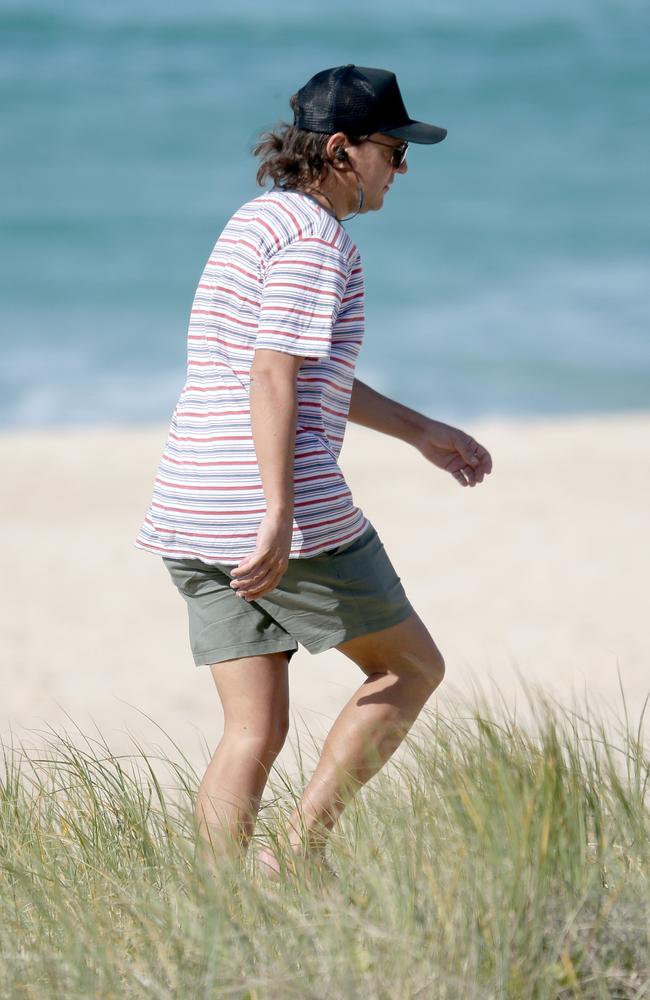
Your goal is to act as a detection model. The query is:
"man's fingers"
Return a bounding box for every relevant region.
[242,581,280,600]
[479,452,493,474]
[461,437,493,475]
[232,573,271,595]
[231,562,270,588]
[231,551,274,580]
[475,449,493,474]
[458,437,479,465]
[454,462,486,487]
[451,437,493,486]
[234,569,283,600]
[231,555,287,596]
[230,558,261,579]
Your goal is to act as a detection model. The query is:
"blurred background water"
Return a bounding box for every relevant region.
[2,0,649,428]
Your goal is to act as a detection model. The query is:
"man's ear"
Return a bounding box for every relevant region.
[325,132,350,166]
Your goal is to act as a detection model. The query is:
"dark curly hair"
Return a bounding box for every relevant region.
[253,95,366,190]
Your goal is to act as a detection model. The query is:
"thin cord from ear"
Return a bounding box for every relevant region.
[338,184,364,222]
[303,184,339,218]
[305,147,365,223]
[338,161,365,222]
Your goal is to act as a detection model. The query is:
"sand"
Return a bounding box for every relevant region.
[2,412,648,784]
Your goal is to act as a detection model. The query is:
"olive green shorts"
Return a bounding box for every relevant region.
[162,522,414,666]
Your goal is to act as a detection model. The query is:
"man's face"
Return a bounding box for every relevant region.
[351,133,409,212]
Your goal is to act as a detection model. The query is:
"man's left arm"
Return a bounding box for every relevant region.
[348,378,493,488]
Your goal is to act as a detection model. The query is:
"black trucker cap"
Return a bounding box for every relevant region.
[293,64,447,145]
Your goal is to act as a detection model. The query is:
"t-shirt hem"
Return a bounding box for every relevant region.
[134,516,369,566]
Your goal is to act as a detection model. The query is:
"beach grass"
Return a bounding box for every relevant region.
[1,679,648,999]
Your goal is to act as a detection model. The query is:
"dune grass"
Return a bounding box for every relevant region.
[1,678,648,1000]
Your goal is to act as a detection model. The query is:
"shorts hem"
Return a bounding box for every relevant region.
[302,602,415,656]
[192,637,299,667]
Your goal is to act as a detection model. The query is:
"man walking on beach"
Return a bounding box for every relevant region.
[136,65,492,877]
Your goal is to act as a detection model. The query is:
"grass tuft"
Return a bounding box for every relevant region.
[1,679,648,998]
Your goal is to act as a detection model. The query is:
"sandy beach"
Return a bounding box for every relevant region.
[2,412,648,782]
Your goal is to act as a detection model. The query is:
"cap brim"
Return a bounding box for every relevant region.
[382,120,447,144]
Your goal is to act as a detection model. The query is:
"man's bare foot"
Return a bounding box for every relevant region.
[254,846,284,880]
[254,845,339,884]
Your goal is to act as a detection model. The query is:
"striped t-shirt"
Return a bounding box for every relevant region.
[135,188,369,565]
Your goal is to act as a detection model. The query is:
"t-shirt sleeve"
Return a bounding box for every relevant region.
[255,238,350,361]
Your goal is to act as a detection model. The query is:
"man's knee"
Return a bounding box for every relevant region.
[362,641,445,690]
[260,712,291,755]
[425,646,445,686]
[225,714,290,760]
[338,611,445,689]
[399,644,445,689]
[386,628,446,687]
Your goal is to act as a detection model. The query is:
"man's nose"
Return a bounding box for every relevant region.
[396,159,408,175]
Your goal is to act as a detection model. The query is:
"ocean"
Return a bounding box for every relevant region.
[3,0,649,427]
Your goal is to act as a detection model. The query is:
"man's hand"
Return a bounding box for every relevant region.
[415,418,493,487]
[229,511,294,601]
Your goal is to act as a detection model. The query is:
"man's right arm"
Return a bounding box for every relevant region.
[228,349,303,600]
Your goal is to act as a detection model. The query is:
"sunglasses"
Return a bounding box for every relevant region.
[363,137,409,169]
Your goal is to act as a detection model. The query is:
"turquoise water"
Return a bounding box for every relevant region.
[3,0,649,426]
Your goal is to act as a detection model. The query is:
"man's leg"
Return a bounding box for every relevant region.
[280,611,444,860]
[197,651,290,864]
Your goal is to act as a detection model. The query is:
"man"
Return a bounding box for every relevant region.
[136,65,492,878]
